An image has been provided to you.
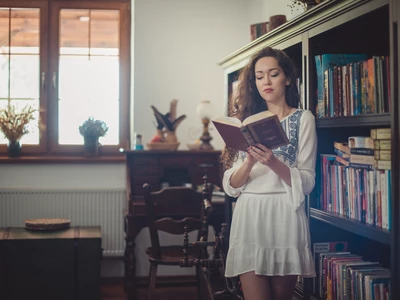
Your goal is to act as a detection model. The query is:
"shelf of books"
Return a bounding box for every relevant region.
[315,113,391,128]
[310,208,391,245]
[219,0,398,298]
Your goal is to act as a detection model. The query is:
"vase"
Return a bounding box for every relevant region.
[83,136,99,156]
[164,131,178,143]
[7,140,22,157]
[303,0,317,10]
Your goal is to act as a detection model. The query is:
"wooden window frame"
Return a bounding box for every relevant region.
[0,0,131,159]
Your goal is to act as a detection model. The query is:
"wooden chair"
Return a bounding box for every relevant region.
[180,222,244,300]
[143,179,212,300]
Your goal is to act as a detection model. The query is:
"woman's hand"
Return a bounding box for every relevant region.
[248,144,277,167]
[244,147,258,167]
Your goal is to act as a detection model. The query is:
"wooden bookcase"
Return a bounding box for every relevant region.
[218,0,399,298]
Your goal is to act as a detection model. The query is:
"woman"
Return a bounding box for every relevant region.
[222,47,317,300]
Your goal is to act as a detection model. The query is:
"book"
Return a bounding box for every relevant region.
[315,54,367,117]
[312,241,349,294]
[348,136,374,148]
[212,110,289,152]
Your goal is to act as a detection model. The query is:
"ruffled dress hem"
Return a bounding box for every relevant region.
[224,245,316,278]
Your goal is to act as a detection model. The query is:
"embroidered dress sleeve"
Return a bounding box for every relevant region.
[222,152,248,198]
[282,110,317,211]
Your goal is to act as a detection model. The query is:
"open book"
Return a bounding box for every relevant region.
[212,110,289,152]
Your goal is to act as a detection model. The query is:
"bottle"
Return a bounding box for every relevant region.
[133,133,144,150]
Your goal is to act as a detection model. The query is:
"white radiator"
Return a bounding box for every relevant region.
[0,188,127,257]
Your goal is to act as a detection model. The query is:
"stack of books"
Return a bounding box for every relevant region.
[313,241,391,300]
[319,129,391,229]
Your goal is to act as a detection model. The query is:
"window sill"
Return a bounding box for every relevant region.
[0,155,125,164]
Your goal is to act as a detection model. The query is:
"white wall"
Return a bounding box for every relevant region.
[132,0,252,151]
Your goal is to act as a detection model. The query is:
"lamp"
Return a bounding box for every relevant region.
[196,100,214,150]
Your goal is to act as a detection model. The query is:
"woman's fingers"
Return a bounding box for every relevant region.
[249,145,275,166]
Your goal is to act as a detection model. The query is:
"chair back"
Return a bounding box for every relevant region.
[143,184,205,258]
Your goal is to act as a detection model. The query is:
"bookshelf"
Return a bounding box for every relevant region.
[218,0,399,299]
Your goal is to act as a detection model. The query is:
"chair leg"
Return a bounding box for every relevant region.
[195,265,203,300]
[147,263,158,300]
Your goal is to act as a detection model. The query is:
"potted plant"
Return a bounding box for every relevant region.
[79,117,108,156]
[0,102,38,157]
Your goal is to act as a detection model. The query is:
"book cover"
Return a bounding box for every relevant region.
[312,241,349,294]
[212,111,289,152]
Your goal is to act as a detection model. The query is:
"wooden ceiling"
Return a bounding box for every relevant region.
[0,8,119,48]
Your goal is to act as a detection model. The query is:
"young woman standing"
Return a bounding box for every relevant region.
[222,47,317,300]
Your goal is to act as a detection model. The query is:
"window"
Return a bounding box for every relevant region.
[0,0,130,156]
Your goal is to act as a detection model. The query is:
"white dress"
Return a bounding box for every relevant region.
[223,109,317,278]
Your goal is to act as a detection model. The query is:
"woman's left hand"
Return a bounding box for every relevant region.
[248,144,277,167]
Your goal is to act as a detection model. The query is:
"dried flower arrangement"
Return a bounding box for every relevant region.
[0,102,37,143]
[79,117,108,138]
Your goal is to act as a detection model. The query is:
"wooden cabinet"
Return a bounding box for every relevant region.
[125,150,223,197]
[0,226,102,300]
[218,0,399,298]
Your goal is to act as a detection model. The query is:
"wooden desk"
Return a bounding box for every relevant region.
[123,150,224,300]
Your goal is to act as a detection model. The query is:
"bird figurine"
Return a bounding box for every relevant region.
[149,99,186,146]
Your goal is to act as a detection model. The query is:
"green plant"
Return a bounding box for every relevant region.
[0,102,37,143]
[79,117,108,138]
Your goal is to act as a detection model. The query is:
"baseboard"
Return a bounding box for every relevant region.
[101,275,197,287]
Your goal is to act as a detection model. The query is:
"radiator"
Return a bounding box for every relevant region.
[0,188,127,257]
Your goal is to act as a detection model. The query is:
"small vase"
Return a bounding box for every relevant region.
[7,140,22,157]
[164,131,178,143]
[83,136,99,156]
[304,0,317,10]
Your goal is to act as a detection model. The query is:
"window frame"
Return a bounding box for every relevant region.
[0,0,131,157]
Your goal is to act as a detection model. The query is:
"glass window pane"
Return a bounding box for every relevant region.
[58,8,120,146]
[0,57,9,99]
[0,8,10,99]
[10,8,40,54]
[60,9,89,54]
[0,8,40,145]
[10,55,39,99]
[90,10,119,52]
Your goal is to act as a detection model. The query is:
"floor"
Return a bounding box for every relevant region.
[100,280,303,300]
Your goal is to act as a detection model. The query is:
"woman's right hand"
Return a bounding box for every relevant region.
[228,148,257,189]
[244,147,258,168]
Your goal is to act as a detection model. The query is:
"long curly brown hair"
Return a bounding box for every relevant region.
[220,46,300,169]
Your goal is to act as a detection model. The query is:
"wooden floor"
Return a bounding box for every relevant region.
[101,282,206,300]
[100,280,302,300]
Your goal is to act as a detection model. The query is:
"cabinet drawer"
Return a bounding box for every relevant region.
[132,156,158,165]
[194,155,219,165]
[131,166,159,176]
[160,157,193,166]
